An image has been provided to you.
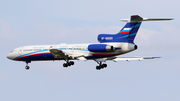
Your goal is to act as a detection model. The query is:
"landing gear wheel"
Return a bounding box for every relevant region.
[94,60,108,70]
[95,63,107,70]
[102,64,107,68]
[100,65,104,69]
[70,61,74,65]
[96,66,101,70]
[25,61,31,70]
[25,66,30,70]
[67,62,71,66]
[63,60,75,68]
[63,63,68,67]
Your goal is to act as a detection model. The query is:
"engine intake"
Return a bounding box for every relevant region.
[134,45,138,49]
[88,44,114,52]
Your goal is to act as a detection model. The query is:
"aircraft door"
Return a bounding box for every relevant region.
[71,47,74,52]
[18,47,23,55]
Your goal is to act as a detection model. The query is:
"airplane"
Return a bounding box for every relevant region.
[7,15,173,70]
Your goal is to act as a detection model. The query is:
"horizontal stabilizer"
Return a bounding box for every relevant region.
[142,18,174,21]
[111,57,161,62]
[120,15,173,22]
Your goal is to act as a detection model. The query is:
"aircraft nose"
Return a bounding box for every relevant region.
[7,53,14,60]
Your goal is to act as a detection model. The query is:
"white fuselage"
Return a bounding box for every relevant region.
[7,42,137,61]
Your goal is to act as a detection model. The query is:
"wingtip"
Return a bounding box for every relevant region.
[143,57,161,59]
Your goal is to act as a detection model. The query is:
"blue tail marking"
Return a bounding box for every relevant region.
[98,15,142,44]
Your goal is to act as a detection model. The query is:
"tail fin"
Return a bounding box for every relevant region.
[116,15,142,43]
[98,15,173,43]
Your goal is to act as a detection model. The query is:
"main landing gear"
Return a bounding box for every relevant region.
[95,61,107,70]
[63,60,74,67]
[25,61,31,70]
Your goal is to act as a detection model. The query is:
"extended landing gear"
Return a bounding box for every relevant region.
[25,61,31,70]
[96,63,107,70]
[95,61,107,70]
[63,61,74,67]
[25,65,30,70]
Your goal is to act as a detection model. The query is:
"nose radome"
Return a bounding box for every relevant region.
[7,53,13,60]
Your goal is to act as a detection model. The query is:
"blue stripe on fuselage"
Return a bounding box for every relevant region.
[14,48,89,61]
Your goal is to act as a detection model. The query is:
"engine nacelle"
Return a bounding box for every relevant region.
[88,44,114,52]
[120,43,138,52]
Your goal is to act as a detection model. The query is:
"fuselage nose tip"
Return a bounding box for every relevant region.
[7,53,13,60]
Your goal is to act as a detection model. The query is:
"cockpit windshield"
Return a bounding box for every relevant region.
[10,47,19,53]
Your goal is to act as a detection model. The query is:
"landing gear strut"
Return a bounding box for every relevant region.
[25,61,31,70]
[95,61,107,70]
[63,60,74,68]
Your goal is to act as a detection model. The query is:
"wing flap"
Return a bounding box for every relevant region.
[49,49,67,58]
[50,49,88,60]
[78,57,87,61]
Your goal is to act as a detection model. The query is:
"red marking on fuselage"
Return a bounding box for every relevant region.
[15,52,51,60]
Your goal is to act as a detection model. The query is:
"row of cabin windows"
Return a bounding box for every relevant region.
[23,48,86,51]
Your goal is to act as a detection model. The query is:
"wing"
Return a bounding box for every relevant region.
[49,49,67,59]
[108,57,161,62]
[49,49,87,60]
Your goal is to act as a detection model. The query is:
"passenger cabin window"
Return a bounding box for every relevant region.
[34,49,41,51]
[23,49,33,51]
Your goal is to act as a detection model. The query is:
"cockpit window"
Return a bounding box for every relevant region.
[11,49,18,53]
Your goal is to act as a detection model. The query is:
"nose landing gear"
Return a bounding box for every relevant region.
[25,65,30,70]
[25,61,31,70]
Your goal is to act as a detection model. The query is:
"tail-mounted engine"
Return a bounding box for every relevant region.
[88,44,114,52]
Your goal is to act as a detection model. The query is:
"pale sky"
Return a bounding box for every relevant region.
[1,0,180,101]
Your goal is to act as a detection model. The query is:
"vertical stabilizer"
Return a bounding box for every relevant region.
[116,15,142,43]
[98,15,173,43]
[98,15,142,43]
